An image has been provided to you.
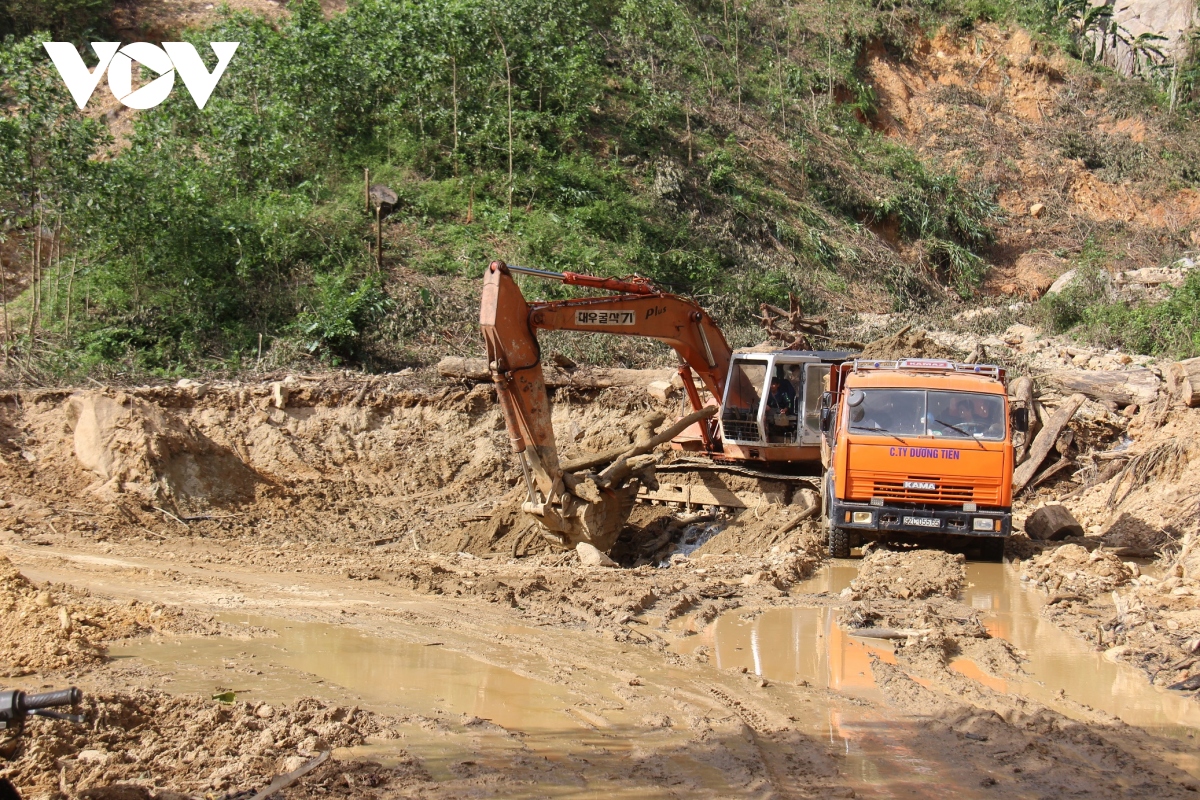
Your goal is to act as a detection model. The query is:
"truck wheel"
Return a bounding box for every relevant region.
[828,526,851,559]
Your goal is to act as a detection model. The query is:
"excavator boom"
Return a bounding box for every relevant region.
[480,260,731,551]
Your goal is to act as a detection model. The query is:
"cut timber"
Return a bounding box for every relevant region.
[437,357,676,389]
[1024,504,1084,541]
[1008,375,1039,465]
[1042,369,1160,408]
[1012,393,1086,493]
[1168,358,1200,407]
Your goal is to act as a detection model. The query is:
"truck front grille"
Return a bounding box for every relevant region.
[847,472,1003,505]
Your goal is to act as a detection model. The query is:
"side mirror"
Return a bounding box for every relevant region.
[820,407,832,433]
[1011,406,1029,433]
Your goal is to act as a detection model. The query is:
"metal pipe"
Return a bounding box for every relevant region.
[517,451,538,504]
[506,264,566,281]
[697,321,717,368]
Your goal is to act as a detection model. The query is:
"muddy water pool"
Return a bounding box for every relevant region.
[690,561,1200,739]
[112,611,994,797]
[108,560,1200,796]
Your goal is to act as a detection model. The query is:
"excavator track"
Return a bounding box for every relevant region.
[640,458,820,511]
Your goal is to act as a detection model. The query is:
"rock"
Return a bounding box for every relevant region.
[255,703,275,719]
[270,381,290,409]
[1046,269,1077,296]
[647,380,674,402]
[1029,202,1045,218]
[279,755,308,773]
[1103,645,1129,663]
[576,542,618,568]
[59,607,72,632]
[1025,505,1084,541]
[740,570,779,587]
[175,378,208,397]
[77,749,112,765]
[298,735,330,755]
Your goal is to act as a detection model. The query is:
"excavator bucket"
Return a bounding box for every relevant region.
[521,479,642,553]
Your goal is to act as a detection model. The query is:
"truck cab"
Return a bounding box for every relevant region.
[820,359,1024,557]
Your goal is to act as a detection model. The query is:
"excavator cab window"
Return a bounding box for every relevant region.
[765,365,801,443]
[722,359,768,442]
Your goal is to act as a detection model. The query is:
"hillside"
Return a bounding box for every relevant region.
[0,0,1198,382]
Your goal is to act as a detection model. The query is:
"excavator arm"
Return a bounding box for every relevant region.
[480,260,732,551]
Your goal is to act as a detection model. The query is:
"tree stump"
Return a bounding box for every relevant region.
[1024,504,1084,541]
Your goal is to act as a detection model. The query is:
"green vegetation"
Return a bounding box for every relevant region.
[1039,262,1200,360]
[0,0,1193,379]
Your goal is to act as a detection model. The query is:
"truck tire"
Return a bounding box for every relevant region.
[823,473,850,557]
[828,525,851,559]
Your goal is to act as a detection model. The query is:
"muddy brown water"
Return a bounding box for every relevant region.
[110,560,1200,795]
[693,562,1200,736]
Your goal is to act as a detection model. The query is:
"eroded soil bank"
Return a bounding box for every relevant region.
[0,370,1197,798]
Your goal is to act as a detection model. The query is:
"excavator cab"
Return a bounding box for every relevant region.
[718,353,831,452]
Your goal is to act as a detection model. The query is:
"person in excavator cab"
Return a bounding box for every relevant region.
[765,374,799,443]
[767,376,797,413]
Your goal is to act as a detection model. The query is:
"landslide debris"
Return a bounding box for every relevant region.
[858,326,959,362]
[847,547,966,601]
[1,692,406,799]
[1019,543,1133,597]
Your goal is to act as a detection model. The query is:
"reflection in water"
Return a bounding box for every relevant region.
[701,561,1200,737]
[689,605,893,699]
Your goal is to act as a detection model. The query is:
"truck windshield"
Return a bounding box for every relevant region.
[848,389,1005,441]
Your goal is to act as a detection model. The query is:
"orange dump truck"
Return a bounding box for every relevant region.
[819,359,1028,558]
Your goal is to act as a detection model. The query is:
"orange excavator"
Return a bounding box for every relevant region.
[480,260,849,551]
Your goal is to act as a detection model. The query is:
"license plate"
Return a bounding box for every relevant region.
[903,516,942,528]
[574,310,635,326]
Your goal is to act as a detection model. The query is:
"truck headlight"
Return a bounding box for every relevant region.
[852,511,873,525]
[973,518,996,531]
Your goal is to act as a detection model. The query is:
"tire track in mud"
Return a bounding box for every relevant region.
[701,683,836,800]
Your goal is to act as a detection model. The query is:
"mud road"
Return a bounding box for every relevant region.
[1,373,1198,799]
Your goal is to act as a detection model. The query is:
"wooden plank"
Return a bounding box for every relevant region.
[1012,393,1086,493]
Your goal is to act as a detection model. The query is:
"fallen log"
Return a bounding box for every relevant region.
[563,405,718,473]
[849,627,931,640]
[1012,393,1086,493]
[1008,375,1039,465]
[437,356,677,389]
[1024,455,1074,493]
[1041,368,1160,408]
[1168,357,1200,408]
